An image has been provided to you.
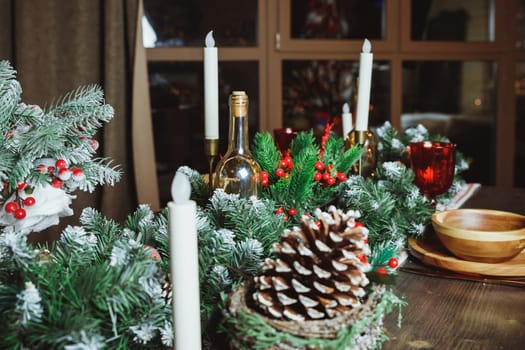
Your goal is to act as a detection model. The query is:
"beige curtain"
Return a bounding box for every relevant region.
[0,0,159,241]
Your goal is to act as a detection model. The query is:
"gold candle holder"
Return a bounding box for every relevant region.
[204,138,219,193]
[345,129,377,178]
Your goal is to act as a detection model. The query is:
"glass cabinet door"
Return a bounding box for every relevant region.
[143,0,262,206]
[278,0,396,51]
[143,0,258,47]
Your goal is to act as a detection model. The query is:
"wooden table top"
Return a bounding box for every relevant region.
[383,187,525,350]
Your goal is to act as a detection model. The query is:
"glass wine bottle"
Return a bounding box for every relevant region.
[215,91,262,198]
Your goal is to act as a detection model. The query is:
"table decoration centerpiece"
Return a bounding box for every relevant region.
[0,59,473,349]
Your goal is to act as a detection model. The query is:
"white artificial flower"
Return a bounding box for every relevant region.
[0,184,75,234]
[64,330,106,350]
[16,281,43,325]
[129,321,156,344]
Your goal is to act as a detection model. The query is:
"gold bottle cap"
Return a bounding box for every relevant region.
[230,91,248,116]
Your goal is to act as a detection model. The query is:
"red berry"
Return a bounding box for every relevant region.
[47,166,55,173]
[376,267,388,275]
[315,161,325,171]
[5,201,18,213]
[356,254,368,264]
[288,208,296,216]
[55,159,67,169]
[337,172,347,182]
[275,207,284,214]
[23,197,36,206]
[14,208,26,219]
[275,168,286,177]
[261,171,269,180]
[280,159,289,169]
[314,172,322,181]
[283,156,293,169]
[16,181,26,190]
[71,167,85,180]
[322,172,331,181]
[327,177,336,186]
[388,258,399,269]
[262,178,269,187]
[284,215,289,221]
[51,178,63,188]
[58,168,72,180]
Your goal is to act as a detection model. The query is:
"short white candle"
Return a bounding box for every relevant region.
[168,171,201,349]
[355,39,373,131]
[342,102,353,137]
[204,30,219,140]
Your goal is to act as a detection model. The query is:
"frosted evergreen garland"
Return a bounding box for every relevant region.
[0,60,472,349]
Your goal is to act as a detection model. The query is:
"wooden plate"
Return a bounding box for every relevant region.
[408,233,525,277]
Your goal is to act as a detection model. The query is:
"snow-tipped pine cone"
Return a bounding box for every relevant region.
[249,205,371,322]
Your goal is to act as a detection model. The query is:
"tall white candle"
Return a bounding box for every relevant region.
[342,102,352,137]
[204,30,219,140]
[355,39,373,131]
[168,171,201,349]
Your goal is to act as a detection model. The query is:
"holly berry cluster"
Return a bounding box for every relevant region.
[36,158,85,189]
[313,160,347,186]
[262,155,293,186]
[375,257,399,275]
[3,183,35,220]
[2,159,86,220]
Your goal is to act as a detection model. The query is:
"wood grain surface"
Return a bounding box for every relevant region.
[383,187,525,350]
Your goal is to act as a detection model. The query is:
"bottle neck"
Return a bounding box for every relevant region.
[226,93,251,156]
[227,113,250,155]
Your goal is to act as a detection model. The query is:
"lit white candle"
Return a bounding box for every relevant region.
[168,171,201,349]
[342,102,352,137]
[204,30,219,140]
[355,39,373,131]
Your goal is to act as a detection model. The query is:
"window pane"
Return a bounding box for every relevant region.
[411,0,494,42]
[402,61,497,185]
[282,60,390,139]
[516,63,525,187]
[143,0,258,47]
[517,0,525,49]
[148,61,259,205]
[291,0,385,40]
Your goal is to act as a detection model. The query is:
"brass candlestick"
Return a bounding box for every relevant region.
[204,138,219,193]
[345,129,377,178]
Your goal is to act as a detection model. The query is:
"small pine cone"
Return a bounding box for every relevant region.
[249,206,371,321]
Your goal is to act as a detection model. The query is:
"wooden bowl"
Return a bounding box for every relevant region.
[431,209,525,263]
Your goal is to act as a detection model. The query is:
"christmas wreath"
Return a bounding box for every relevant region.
[0,60,470,349]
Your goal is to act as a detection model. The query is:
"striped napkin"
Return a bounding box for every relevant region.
[436,183,482,211]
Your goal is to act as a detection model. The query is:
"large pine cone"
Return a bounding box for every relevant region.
[249,205,371,322]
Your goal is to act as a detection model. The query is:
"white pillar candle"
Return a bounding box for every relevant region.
[355,39,373,131]
[342,102,352,137]
[168,171,201,349]
[204,30,219,140]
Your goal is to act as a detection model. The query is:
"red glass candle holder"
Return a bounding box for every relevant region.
[273,128,298,154]
[409,141,456,202]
